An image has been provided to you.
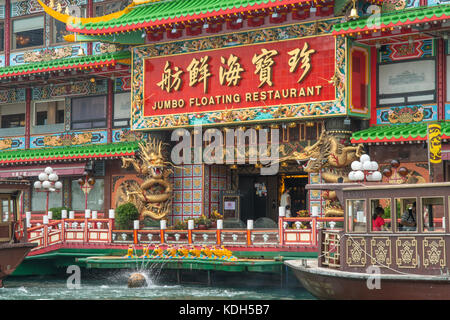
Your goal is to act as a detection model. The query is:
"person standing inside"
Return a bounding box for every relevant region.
[281,188,291,209]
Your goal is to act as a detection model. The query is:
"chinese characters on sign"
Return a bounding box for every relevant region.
[157,61,183,92]
[288,42,316,83]
[144,36,335,117]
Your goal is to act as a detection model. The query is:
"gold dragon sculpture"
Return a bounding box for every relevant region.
[282,131,365,216]
[121,138,174,220]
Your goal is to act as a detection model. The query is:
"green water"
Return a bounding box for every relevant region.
[0,272,315,300]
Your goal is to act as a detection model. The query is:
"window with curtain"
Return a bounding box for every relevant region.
[71,179,104,211]
[71,95,107,129]
[0,103,25,128]
[12,15,44,49]
[34,100,65,126]
[31,185,63,212]
[378,59,436,106]
[113,92,131,127]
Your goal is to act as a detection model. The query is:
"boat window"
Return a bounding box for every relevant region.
[395,198,417,232]
[422,197,445,233]
[346,199,366,232]
[370,199,392,232]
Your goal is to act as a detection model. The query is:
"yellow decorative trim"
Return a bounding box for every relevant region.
[117,58,132,65]
[423,237,446,268]
[37,0,135,25]
[370,237,391,267]
[395,237,418,269]
[346,237,366,267]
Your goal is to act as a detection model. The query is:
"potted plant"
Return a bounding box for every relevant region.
[115,202,140,230]
[49,207,71,220]
[194,215,210,230]
[173,219,188,230]
[209,209,223,229]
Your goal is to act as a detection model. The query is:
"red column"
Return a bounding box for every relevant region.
[107,78,113,143]
[4,0,10,67]
[87,0,93,55]
[369,46,377,126]
[437,38,445,121]
[25,88,31,149]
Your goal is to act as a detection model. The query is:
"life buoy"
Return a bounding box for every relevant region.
[14,223,24,242]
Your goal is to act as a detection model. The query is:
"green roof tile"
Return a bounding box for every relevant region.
[351,122,450,143]
[69,0,294,33]
[0,141,138,164]
[333,4,450,34]
[0,51,130,78]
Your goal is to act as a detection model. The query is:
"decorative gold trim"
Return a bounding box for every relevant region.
[346,237,366,267]
[423,237,446,268]
[395,237,418,269]
[37,0,135,25]
[370,237,392,267]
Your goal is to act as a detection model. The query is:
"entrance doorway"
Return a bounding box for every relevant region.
[279,175,308,216]
[239,175,278,223]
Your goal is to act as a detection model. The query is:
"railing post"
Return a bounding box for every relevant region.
[133,220,139,244]
[216,219,223,246]
[108,209,115,243]
[26,212,31,241]
[160,219,166,244]
[247,219,253,246]
[278,206,285,246]
[43,216,49,248]
[311,217,317,247]
[188,219,194,244]
[61,210,67,243]
[84,209,90,243]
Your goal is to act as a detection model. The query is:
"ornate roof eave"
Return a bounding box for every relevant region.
[66,32,145,46]
[0,142,139,166]
[351,122,450,144]
[48,0,328,35]
[332,4,450,37]
[0,51,131,80]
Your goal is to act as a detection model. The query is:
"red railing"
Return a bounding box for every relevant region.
[28,218,114,251]
[278,216,344,246]
[26,216,344,251]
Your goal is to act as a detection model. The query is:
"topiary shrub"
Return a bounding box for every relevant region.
[49,207,71,220]
[115,202,140,230]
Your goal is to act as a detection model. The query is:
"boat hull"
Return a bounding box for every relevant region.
[285,259,450,300]
[0,242,36,288]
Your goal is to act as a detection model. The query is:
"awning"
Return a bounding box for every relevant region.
[0,163,86,178]
[351,122,450,144]
[0,141,138,165]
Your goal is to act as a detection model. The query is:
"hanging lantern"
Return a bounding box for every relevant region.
[398,167,409,177]
[382,168,392,178]
[88,177,96,185]
[390,159,400,168]
[78,178,85,186]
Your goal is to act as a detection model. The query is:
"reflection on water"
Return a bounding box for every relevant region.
[0,270,315,300]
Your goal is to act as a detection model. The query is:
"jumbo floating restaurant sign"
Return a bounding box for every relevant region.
[144,36,335,117]
[131,22,344,130]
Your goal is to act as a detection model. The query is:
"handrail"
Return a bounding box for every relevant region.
[27,215,342,252]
